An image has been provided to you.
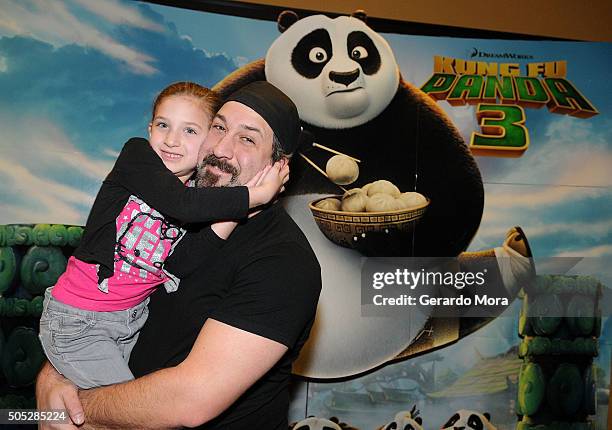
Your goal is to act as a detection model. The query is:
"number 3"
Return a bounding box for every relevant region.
[470,104,530,157]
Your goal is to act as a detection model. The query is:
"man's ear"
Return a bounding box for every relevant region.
[147,122,152,138]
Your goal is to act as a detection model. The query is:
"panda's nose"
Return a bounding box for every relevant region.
[329,69,360,86]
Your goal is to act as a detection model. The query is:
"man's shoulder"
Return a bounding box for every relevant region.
[241,204,316,256]
[233,205,321,284]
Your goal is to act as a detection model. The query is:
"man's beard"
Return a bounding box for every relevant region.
[195,154,241,188]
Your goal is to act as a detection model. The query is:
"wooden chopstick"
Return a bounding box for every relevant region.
[299,152,347,193]
[312,142,361,163]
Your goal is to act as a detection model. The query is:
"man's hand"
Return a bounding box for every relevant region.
[247,161,289,208]
[36,361,84,429]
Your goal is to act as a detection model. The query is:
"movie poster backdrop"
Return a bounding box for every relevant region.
[0,1,610,428]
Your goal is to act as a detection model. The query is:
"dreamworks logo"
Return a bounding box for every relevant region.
[469,48,534,60]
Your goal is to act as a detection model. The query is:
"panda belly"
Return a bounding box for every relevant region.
[283,194,429,378]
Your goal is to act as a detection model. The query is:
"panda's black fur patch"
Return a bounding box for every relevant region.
[291,29,332,79]
[467,413,485,430]
[347,31,381,75]
[443,413,460,428]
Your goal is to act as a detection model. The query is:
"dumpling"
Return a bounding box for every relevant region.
[366,180,401,197]
[398,192,427,208]
[395,197,413,210]
[315,197,342,211]
[366,193,400,212]
[341,189,368,212]
[326,155,359,185]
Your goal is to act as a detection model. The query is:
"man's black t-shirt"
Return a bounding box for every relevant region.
[129,203,321,429]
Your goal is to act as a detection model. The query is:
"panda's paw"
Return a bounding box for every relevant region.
[503,226,532,258]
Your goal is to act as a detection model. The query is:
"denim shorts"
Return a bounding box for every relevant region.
[39,287,149,389]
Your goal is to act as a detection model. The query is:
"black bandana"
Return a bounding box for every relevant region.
[226,81,300,154]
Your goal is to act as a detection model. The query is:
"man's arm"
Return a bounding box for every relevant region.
[78,318,287,429]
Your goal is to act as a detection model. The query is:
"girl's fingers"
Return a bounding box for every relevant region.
[246,168,265,187]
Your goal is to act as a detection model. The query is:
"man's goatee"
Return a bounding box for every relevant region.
[195,154,240,188]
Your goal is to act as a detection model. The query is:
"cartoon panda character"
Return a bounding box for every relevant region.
[378,405,424,430]
[215,10,483,258]
[440,410,497,430]
[214,11,531,379]
[290,416,357,430]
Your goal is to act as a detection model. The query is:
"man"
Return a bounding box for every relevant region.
[36,81,322,429]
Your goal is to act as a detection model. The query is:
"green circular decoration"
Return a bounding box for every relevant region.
[0,327,5,375]
[529,294,563,335]
[27,295,44,317]
[14,226,34,246]
[20,246,67,295]
[33,224,51,246]
[519,362,546,415]
[566,295,596,336]
[582,365,596,415]
[519,297,532,337]
[531,337,551,355]
[0,247,20,294]
[49,225,68,246]
[67,226,84,248]
[546,363,584,417]
[1,326,46,387]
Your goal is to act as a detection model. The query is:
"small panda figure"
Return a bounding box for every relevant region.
[440,410,497,430]
[378,405,424,430]
[290,416,341,430]
[290,416,358,430]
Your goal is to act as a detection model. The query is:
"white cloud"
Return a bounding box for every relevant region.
[495,116,612,187]
[0,0,158,75]
[0,159,93,224]
[519,220,612,239]
[467,182,611,253]
[557,245,612,258]
[103,148,121,159]
[70,0,164,32]
[0,112,113,225]
[234,56,249,68]
[0,113,113,180]
[484,183,603,209]
[476,217,612,247]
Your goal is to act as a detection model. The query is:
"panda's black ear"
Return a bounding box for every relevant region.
[329,416,339,423]
[483,412,491,421]
[278,10,299,33]
[351,10,367,23]
[415,417,423,425]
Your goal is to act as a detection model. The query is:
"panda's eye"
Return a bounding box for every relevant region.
[308,47,328,63]
[351,46,368,60]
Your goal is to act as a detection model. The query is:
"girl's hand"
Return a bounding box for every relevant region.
[247,161,289,208]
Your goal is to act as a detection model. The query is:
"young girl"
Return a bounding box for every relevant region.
[38,82,288,389]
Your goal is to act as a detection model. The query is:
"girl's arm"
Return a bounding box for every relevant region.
[106,138,283,224]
